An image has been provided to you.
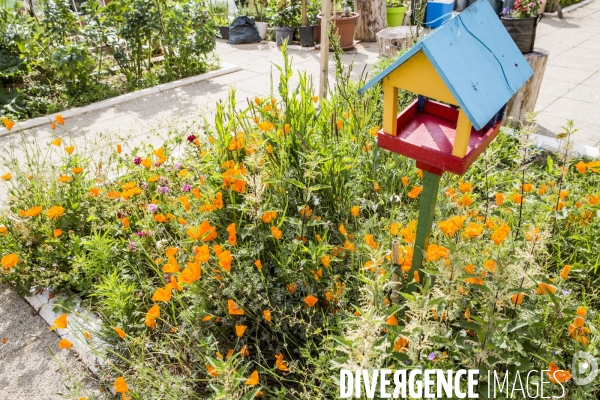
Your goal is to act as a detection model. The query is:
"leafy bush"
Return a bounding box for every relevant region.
[1,45,599,398]
[0,0,218,120]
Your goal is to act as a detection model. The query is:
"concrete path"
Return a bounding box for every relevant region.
[0,284,106,399]
[535,0,600,146]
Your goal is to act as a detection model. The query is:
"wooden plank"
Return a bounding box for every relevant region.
[408,170,442,292]
[452,110,472,158]
[383,81,398,136]
[503,50,549,126]
[385,51,458,106]
[319,0,330,99]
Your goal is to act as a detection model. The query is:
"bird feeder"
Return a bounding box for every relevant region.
[359,0,534,288]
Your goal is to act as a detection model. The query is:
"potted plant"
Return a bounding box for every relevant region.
[501,0,543,54]
[299,0,313,46]
[386,0,407,27]
[317,6,359,50]
[307,0,321,43]
[209,0,231,40]
[268,0,300,45]
[249,0,268,39]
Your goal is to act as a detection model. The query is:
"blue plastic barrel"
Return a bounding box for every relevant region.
[425,0,454,28]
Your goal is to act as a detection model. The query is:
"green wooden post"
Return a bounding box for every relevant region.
[408,170,442,292]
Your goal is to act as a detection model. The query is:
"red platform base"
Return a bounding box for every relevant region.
[377,99,502,176]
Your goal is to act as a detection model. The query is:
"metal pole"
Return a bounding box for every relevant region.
[319,0,330,99]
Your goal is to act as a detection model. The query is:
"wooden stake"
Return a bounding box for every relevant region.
[319,0,330,99]
[407,170,442,292]
[391,239,400,304]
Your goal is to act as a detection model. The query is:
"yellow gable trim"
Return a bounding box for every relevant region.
[383,50,458,106]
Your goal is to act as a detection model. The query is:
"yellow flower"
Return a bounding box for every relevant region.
[351,206,359,217]
[64,146,74,154]
[71,167,83,174]
[58,338,72,349]
[560,265,570,279]
[1,172,11,181]
[321,255,331,267]
[114,327,126,338]
[50,313,68,330]
[58,175,72,183]
[55,114,64,125]
[53,229,63,238]
[51,138,62,146]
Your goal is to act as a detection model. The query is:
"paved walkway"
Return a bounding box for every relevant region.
[535,0,600,145]
[1,3,600,398]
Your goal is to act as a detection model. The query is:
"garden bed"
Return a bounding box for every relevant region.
[1,45,600,398]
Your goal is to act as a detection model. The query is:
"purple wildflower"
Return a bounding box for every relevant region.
[187,134,196,142]
[182,184,191,192]
[136,231,144,237]
[117,211,123,218]
[157,186,170,195]
[428,352,436,361]
[128,241,137,252]
[147,204,158,213]
[154,162,160,167]
[173,162,182,169]
[164,274,170,283]
[134,157,142,165]
[140,182,148,190]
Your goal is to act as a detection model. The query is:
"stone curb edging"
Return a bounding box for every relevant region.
[503,127,600,159]
[544,0,596,16]
[0,63,241,137]
[24,290,106,378]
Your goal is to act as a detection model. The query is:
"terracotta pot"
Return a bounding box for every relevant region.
[313,25,321,44]
[317,12,359,49]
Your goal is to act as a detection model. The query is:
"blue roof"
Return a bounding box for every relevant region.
[359,0,534,131]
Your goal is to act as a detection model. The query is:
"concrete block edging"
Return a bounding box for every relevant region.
[0,63,241,137]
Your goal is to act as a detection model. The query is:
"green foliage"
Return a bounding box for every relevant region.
[1,46,599,399]
[0,48,27,79]
[267,0,301,27]
[51,44,95,91]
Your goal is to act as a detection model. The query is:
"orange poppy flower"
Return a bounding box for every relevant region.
[351,206,359,217]
[560,265,570,279]
[386,314,398,326]
[263,309,272,322]
[394,337,409,352]
[548,362,572,384]
[491,224,510,245]
[373,181,381,192]
[464,277,485,285]
[114,376,128,393]
[235,324,247,337]
[47,206,65,220]
[246,370,259,385]
[58,175,72,183]
[218,250,233,272]
[162,257,179,273]
[312,95,319,103]
[50,313,68,331]
[64,146,74,154]
[321,255,330,267]
[116,144,122,154]
[170,276,183,291]
[2,117,15,131]
[495,193,504,206]
[58,338,72,349]
[1,253,19,269]
[401,176,409,186]
[336,120,343,130]
[240,345,250,357]
[114,327,126,338]
[408,186,422,199]
[52,229,62,238]
[51,138,62,146]
[1,172,11,181]
[228,299,244,315]
[537,282,556,295]
[55,114,64,125]
[254,260,263,270]
[459,182,472,193]
[275,353,288,371]
[145,304,160,329]
[151,285,173,302]
[304,295,318,307]
[271,226,283,240]
[286,283,296,294]
[511,293,525,306]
